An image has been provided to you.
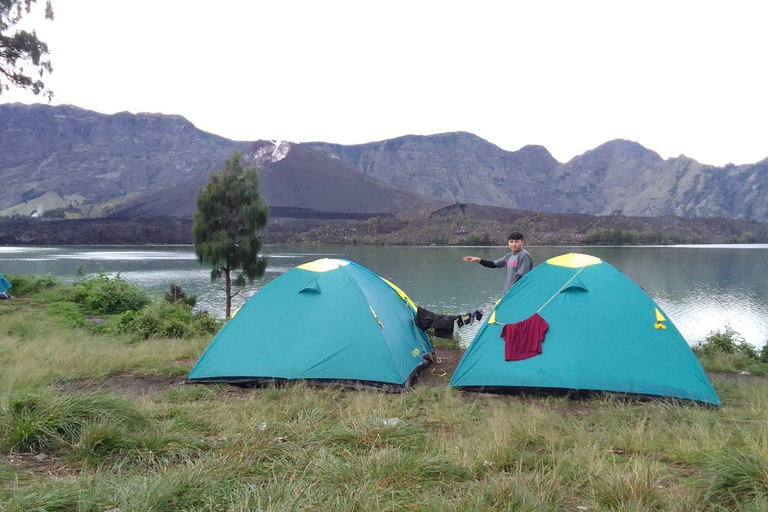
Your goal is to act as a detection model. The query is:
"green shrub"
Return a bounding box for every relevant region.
[582,228,638,245]
[5,274,59,296]
[115,301,221,340]
[693,327,768,374]
[70,273,149,314]
[693,326,757,357]
[41,207,66,219]
[464,233,493,246]
[165,283,197,307]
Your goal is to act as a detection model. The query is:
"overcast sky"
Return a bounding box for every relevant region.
[5,0,767,166]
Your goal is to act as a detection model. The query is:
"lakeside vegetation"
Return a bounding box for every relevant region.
[3,208,768,247]
[1,276,767,511]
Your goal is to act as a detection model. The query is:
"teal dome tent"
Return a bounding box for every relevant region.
[0,274,11,299]
[450,253,720,406]
[188,259,433,390]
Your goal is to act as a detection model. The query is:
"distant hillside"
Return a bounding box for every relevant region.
[306,133,561,210]
[0,103,249,217]
[3,204,765,246]
[108,140,429,219]
[306,136,768,222]
[2,103,768,222]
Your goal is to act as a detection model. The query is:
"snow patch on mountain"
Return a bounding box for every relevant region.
[248,140,291,167]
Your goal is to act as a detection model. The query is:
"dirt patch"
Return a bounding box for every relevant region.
[172,358,197,365]
[0,453,74,477]
[414,348,464,387]
[84,314,106,325]
[55,374,186,397]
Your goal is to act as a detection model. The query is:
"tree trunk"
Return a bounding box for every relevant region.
[224,267,232,318]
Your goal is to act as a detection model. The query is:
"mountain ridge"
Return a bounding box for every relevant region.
[1,103,767,222]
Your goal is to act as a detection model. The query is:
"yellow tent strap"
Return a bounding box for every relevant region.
[654,308,667,329]
[536,267,587,315]
[380,277,418,313]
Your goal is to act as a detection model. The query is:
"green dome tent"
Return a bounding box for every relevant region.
[450,253,720,406]
[188,258,433,390]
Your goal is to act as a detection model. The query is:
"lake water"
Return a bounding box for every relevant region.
[1,244,767,349]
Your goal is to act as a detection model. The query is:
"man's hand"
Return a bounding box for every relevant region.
[463,256,481,262]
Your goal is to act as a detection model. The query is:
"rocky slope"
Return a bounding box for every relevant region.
[306,136,768,221]
[107,140,429,219]
[0,103,250,216]
[2,103,767,222]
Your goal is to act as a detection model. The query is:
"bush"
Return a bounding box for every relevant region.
[582,228,638,245]
[165,283,197,307]
[693,326,757,357]
[115,301,221,340]
[5,274,59,296]
[464,233,493,246]
[693,326,768,375]
[70,273,149,314]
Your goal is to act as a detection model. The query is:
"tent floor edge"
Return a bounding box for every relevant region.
[401,352,436,392]
[186,376,407,393]
[452,385,720,408]
[186,353,436,393]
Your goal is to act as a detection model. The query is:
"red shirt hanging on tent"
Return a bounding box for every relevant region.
[501,313,549,361]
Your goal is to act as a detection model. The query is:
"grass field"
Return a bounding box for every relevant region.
[1,283,766,511]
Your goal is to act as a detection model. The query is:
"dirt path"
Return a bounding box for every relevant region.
[54,374,187,397]
[413,348,464,387]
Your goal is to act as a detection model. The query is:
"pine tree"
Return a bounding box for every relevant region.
[193,151,268,318]
[0,0,54,100]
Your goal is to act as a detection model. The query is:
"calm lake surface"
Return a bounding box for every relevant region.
[2,244,767,349]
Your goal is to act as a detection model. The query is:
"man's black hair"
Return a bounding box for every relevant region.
[507,231,524,241]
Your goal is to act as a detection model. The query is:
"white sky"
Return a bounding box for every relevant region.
[4,0,768,166]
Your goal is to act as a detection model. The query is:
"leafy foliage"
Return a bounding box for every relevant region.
[5,273,57,296]
[40,206,66,219]
[693,325,768,374]
[0,0,54,99]
[193,151,268,317]
[693,325,759,358]
[70,273,150,314]
[114,301,221,340]
[582,228,685,245]
[165,283,196,307]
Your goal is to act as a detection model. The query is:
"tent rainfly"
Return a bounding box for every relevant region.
[450,253,721,406]
[188,258,433,390]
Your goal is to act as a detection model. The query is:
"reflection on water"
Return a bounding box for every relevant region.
[1,244,766,349]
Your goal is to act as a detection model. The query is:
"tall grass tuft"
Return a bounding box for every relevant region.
[0,392,147,454]
[702,452,768,508]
